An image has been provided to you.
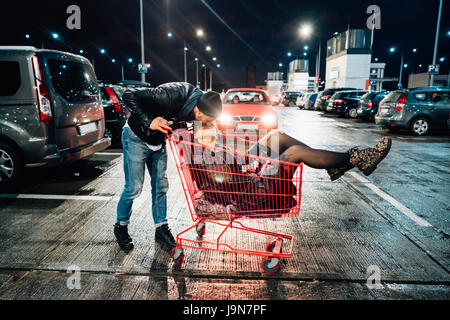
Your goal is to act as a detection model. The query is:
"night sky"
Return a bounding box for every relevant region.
[1,0,449,88]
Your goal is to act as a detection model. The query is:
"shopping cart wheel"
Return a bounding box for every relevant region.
[196,222,206,238]
[261,257,280,274]
[266,238,283,253]
[171,247,184,266]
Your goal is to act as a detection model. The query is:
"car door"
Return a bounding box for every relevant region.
[427,91,450,127]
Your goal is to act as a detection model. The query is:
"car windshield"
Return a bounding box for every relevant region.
[224,91,269,104]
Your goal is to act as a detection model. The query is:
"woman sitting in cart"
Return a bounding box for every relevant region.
[179,124,391,219]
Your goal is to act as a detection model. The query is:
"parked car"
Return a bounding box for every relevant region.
[281,91,302,107]
[0,46,111,188]
[296,93,311,109]
[357,91,389,121]
[305,93,318,110]
[216,88,278,134]
[117,80,151,88]
[326,90,368,117]
[314,87,358,111]
[99,83,130,146]
[375,87,450,136]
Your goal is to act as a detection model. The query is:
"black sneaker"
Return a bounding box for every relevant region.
[155,224,176,249]
[113,223,134,251]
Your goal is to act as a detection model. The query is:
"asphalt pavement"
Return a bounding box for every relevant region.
[0,108,448,300]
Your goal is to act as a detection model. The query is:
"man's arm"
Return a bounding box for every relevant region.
[122,87,172,133]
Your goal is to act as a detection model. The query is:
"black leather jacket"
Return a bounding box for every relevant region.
[123,82,196,145]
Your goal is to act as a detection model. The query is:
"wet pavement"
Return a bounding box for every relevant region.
[0,108,449,300]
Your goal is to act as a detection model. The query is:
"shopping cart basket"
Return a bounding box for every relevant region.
[166,128,303,273]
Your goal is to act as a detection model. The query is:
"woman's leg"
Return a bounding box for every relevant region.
[250,130,392,180]
[250,130,350,169]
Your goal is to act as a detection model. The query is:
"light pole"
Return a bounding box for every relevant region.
[195,58,199,88]
[299,24,321,91]
[430,0,443,87]
[139,0,146,82]
[184,44,188,82]
[389,47,416,89]
[398,54,404,89]
[202,64,207,91]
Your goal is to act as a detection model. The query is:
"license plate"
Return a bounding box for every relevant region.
[379,109,389,115]
[236,123,258,131]
[77,122,97,135]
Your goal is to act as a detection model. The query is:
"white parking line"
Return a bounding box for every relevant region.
[0,192,153,206]
[0,194,116,201]
[95,152,123,156]
[348,172,432,227]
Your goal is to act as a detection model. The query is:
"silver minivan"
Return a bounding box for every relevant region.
[0,46,111,188]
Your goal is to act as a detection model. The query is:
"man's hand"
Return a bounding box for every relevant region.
[150,117,172,134]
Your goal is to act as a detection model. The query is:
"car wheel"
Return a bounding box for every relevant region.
[0,142,23,189]
[288,101,295,107]
[410,117,430,136]
[349,108,358,118]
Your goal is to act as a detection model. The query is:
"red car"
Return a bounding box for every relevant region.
[216,88,278,134]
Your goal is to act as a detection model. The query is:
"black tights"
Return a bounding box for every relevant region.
[249,130,350,170]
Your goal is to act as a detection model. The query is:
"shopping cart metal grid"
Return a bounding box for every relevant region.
[166,129,303,273]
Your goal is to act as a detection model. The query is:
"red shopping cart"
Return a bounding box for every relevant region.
[166,128,303,273]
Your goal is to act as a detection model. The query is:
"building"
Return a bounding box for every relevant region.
[325,29,372,89]
[287,59,316,92]
[265,72,284,101]
[368,62,386,91]
[408,72,449,88]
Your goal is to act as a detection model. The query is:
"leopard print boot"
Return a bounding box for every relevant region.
[350,137,392,176]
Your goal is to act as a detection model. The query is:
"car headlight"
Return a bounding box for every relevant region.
[218,113,232,124]
[262,113,277,124]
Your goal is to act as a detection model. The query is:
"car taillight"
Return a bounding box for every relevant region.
[321,95,330,100]
[334,99,344,104]
[32,55,53,125]
[395,92,408,111]
[105,86,122,112]
[367,101,373,108]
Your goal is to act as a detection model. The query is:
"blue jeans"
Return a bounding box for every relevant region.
[116,127,169,226]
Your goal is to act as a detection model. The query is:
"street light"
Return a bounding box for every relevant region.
[304,45,309,50]
[112,59,116,63]
[100,49,106,54]
[278,62,283,67]
[439,57,445,62]
[389,47,396,53]
[25,34,30,39]
[412,48,417,53]
[287,52,292,57]
[79,49,84,54]
[196,29,204,37]
[217,64,221,68]
[212,57,217,61]
[299,24,312,38]
[167,32,173,38]
[128,58,133,63]
[51,33,59,39]
[206,45,212,52]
